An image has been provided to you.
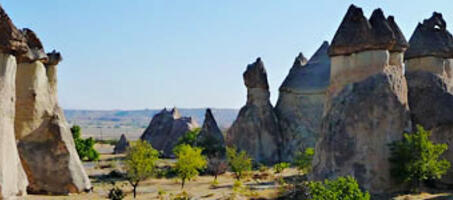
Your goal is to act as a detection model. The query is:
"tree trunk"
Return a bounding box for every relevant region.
[133,182,138,198]
[214,174,218,182]
[181,179,185,189]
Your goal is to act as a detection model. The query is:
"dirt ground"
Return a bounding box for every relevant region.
[23,144,453,200]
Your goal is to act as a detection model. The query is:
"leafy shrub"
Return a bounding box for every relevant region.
[108,184,125,200]
[174,144,207,189]
[226,147,252,181]
[125,140,159,198]
[176,128,201,147]
[274,162,290,175]
[293,147,315,174]
[308,176,370,200]
[207,157,228,181]
[71,125,100,161]
[389,125,451,191]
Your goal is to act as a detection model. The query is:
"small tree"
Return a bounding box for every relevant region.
[174,144,207,189]
[226,147,252,181]
[389,125,450,192]
[274,162,290,175]
[71,125,99,161]
[124,140,159,198]
[177,128,201,147]
[308,176,370,200]
[207,156,228,182]
[293,147,315,174]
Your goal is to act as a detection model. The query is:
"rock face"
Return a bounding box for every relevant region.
[405,13,453,185]
[226,58,281,164]
[275,41,330,161]
[312,5,411,194]
[114,134,130,154]
[0,6,29,198]
[15,47,92,194]
[196,108,226,157]
[141,108,199,157]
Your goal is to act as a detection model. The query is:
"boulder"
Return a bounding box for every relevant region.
[196,108,226,157]
[312,6,411,195]
[226,58,282,164]
[405,12,453,185]
[15,48,91,194]
[275,41,330,161]
[114,134,130,154]
[141,108,199,157]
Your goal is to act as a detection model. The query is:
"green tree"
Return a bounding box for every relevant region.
[293,147,315,174]
[389,125,450,191]
[226,147,252,181]
[274,162,290,175]
[124,140,159,198]
[71,125,99,161]
[174,144,207,189]
[308,176,370,200]
[176,128,201,147]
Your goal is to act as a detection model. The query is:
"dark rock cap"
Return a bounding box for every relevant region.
[46,50,62,66]
[279,41,330,94]
[405,12,453,59]
[243,57,270,89]
[329,5,407,56]
[387,16,409,52]
[293,52,308,67]
[0,5,28,55]
[17,28,48,63]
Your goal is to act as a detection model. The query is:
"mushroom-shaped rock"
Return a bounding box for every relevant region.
[275,41,330,161]
[226,58,281,164]
[114,134,130,154]
[312,5,411,195]
[196,109,226,157]
[140,108,199,157]
[405,12,453,185]
[405,12,453,59]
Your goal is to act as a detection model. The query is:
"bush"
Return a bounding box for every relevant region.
[71,125,100,161]
[108,184,125,200]
[174,144,207,189]
[293,147,314,174]
[226,147,252,181]
[124,140,159,198]
[176,128,201,147]
[274,162,290,175]
[207,157,228,181]
[308,176,370,200]
[389,125,451,191]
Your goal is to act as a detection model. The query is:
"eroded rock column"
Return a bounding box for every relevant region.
[312,5,411,194]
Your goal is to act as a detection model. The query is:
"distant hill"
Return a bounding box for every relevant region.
[64,108,239,140]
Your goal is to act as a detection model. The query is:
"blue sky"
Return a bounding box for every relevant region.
[4,1,453,110]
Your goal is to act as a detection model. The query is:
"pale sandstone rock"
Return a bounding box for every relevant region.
[196,108,225,157]
[141,108,199,157]
[15,54,91,194]
[0,53,28,198]
[405,12,453,185]
[312,6,411,195]
[275,42,330,161]
[226,58,281,164]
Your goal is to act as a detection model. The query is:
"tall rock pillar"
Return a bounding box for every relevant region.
[226,58,281,164]
[15,29,91,194]
[312,5,411,194]
[404,13,453,185]
[0,6,29,198]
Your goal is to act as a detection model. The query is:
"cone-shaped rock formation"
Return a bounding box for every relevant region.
[226,58,281,164]
[312,5,411,195]
[114,134,130,154]
[275,41,330,161]
[141,108,199,157]
[405,12,453,185]
[196,108,226,157]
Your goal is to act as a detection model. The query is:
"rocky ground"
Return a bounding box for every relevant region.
[23,144,453,200]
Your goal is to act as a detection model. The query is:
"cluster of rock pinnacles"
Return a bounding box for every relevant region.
[143,4,453,196]
[0,5,90,198]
